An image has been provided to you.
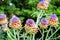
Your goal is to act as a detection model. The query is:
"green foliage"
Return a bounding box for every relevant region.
[0,28,6,40]
[0,6,4,13]
[51,0,60,6]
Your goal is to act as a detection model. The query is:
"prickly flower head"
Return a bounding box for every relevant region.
[9,15,22,29]
[37,1,48,10]
[49,14,58,26]
[25,19,38,34]
[39,18,49,29]
[26,19,35,27]
[41,0,50,4]
[0,14,8,24]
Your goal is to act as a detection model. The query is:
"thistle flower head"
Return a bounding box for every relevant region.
[0,14,7,24]
[9,15,22,29]
[10,15,20,22]
[50,14,58,20]
[41,18,48,25]
[41,0,50,2]
[39,18,49,29]
[0,14,6,19]
[25,19,38,34]
[26,19,35,27]
[39,1,47,5]
[37,1,48,10]
[49,14,58,26]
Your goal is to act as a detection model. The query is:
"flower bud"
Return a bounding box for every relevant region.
[39,18,49,29]
[49,14,58,26]
[0,14,8,24]
[37,1,48,10]
[9,15,22,29]
[25,19,38,34]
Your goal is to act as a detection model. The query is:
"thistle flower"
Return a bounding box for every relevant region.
[26,19,35,27]
[41,0,50,4]
[0,14,8,24]
[37,1,48,10]
[9,15,22,29]
[39,18,49,29]
[49,14,58,26]
[25,19,38,34]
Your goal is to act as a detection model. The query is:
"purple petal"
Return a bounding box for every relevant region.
[0,14,6,19]
[50,14,58,19]
[41,0,50,2]
[39,1,48,7]
[41,18,48,24]
[10,15,20,22]
[40,0,45,1]
[26,19,35,26]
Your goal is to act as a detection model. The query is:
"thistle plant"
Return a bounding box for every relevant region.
[25,19,38,40]
[39,18,49,29]
[0,14,8,24]
[0,0,60,40]
[49,14,58,26]
[9,15,22,29]
[0,14,8,32]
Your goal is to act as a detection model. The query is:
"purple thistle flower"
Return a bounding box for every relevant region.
[40,0,45,1]
[39,1,46,4]
[40,0,50,2]
[50,14,58,19]
[0,14,6,19]
[41,18,48,25]
[10,15,20,22]
[26,19,35,26]
[39,1,48,7]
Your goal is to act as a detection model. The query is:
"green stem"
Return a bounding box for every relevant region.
[30,34,32,40]
[8,29,17,40]
[17,30,20,40]
[53,35,60,39]
[7,31,13,40]
[48,28,60,40]
[42,29,44,40]
[45,27,51,40]
[23,33,25,40]
[13,30,17,40]
[39,37,42,40]
[7,28,17,40]
[33,34,35,40]
[38,28,42,35]
[36,10,43,26]
[51,29,54,39]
